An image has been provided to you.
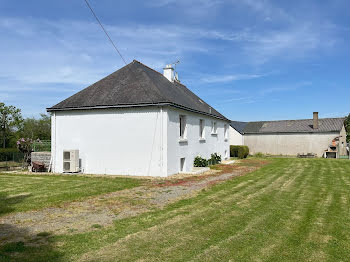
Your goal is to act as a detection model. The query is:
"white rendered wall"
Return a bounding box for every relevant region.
[229,126,244,145]
[244,132,341,157]
[51,107,167,176]
[167,107,230,175]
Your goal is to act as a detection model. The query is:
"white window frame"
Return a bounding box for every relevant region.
[180,157,186,172]
[199,119,205,140]
[211,121,217,135]
[179,115,187,140]
[224,124,228,140]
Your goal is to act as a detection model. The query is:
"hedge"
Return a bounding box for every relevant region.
[0,148,24,162]
[230,145,249,159]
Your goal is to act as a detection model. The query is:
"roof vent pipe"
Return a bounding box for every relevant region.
[163,64,174,82]
[313,112,318,129]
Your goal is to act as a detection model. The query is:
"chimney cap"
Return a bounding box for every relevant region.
[313,112,319,129]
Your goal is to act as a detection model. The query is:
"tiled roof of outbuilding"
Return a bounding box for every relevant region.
[237,118,345,134]
[230,121,248,134]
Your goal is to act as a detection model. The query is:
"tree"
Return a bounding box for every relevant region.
[19,114,51,141]
[345,113,350,143]
[0,102,23,148]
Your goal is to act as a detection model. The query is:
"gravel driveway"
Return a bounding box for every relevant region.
[0,161,266,243]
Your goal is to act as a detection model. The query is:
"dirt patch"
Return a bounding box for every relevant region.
[0,160,267,243]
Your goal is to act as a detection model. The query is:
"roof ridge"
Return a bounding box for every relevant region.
[133,59,188,87]
[132,59,167,78]
[247,117,345,123]
[133,60,227,119]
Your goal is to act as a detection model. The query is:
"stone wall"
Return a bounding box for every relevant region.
[31,152,51,170]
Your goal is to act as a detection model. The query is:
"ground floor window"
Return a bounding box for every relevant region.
[180,157,185,172]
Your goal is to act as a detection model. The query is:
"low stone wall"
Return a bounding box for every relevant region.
[31,152,51,170]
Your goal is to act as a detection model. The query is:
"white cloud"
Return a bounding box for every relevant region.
[201,73,264,83]
[260,81,312,95]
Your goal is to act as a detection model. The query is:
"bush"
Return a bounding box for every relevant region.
[194,156,208,167]
[230,145,249,158]
[208,153,222,165]
[254,152,265,158]
[0,148,19,154]
[243,146,249,158]
[237,147,245,159]
[0,148,24,162]
[230,145,240,157]
[194,153,222,167]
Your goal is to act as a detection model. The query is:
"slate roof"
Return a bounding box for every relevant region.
[47,60,228,121]
[230,121,248,134]
[230,118,345,134]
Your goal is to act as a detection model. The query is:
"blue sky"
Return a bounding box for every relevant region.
[0,0,349,121]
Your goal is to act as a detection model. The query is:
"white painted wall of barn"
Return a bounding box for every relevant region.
[167,107,230,175]
[229,126,244,145]
[244,132,342,156]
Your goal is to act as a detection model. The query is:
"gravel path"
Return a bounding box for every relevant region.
[0,164,260,243]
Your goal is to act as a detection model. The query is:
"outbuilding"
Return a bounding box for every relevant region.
[47,60,230,176]
[229,113,347,158]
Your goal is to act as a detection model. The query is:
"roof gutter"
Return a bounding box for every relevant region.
[243,131,342,135]
[47,102,230,121]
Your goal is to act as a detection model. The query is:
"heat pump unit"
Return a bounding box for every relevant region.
[63,150,79,172]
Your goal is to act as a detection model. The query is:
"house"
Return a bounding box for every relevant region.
[47,60,230,176]
[229,112,347,158]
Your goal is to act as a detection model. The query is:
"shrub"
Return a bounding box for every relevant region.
[194,153,222,167]
[209,153,222,165]
[0,148,19,154]
[17,138,34,166]
[0,148,23,162]
[243,146,249,158]
[230,145,249,158]
[194,156,208,167]
[238,147,245,159]
[230,145,240,157]
[254,152,265,158]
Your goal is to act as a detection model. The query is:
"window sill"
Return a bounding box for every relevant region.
[224,138,228,142]
[211,133,218,136]
[179,138,188,143]
[199,138,206,142]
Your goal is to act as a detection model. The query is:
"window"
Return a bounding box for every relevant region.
[211,121,217,134]
[224,124,228,140]
[180,157,185,172]
[199,119,205,139]
[179,115,186,139]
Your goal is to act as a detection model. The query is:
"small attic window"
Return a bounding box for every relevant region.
[199,99,204,104]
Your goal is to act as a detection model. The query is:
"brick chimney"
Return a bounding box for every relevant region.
[313,112,318,129]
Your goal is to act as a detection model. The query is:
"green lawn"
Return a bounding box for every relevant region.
[0,173,141,215]
[1,158,350,262]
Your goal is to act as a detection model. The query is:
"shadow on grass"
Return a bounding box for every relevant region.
[0,192,63,261]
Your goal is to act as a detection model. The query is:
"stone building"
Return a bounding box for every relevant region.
[230,112,347,158]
